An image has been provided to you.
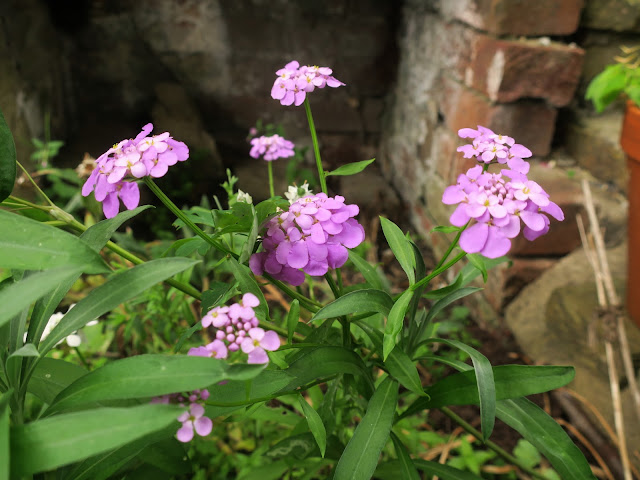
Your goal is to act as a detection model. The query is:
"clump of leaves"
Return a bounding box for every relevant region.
[586,45,640,112]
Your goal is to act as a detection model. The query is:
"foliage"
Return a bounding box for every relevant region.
[586,45,640,112]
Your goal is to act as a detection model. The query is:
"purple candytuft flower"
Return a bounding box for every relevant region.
[271,61,345,106]
[250,134,295,161]
[150,389,212,443]
[249,193,365,285]
[195,293,279,365]
[81,123,189,218]
[443,126,564,258]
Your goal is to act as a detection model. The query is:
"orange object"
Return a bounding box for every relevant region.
[620,100,640,327]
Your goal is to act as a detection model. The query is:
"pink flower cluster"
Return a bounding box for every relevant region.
[82,123,189,218]
[271,61,345,106]
[190,293,280,364]
[443,126,564,258]
[249,193,365,286]
[151,389,212,443]
[249,134,295,161]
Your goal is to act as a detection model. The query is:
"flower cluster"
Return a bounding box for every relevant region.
[249,134,295,161]
[151,389,212,443]
[190,293,280,364]
[443,126,564,258]
[82,123,189,218]
[271,61,345,106]
[249,193,365,286]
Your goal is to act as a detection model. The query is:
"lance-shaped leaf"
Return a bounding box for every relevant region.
[383,290,414,360]
[10,404,182,476]
[380,217,415,284]
[390,432,421,480]
[325,158,375,176]
[28,358,88,405]
[348,250,387,292]
[311,289,394,322]
[0,210,108,273]
[298,395,327,457]
[40,258,199,354]
[334,377,398,480]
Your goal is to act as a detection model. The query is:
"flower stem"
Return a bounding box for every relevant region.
[409,251,467,293]
[267,161,275,198]
[304,99,327,194]
[16,160,55,207]
[143,177,236,259]
[439,406,548,480]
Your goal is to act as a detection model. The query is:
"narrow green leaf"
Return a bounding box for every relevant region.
[0,108,17,202]
[325,158,375,176]
[466,253,488,283]
[497,398,596,479]
[459,256,510,287]
[424,287,482,324]
[227,257,269,321]
[413,459,484,479]
[175,237,206,256]
[200,281,238,315]
[585,63,627,112]
[400,365,574,419]
[380,217,415,284]
[46,355,230,414]
[173,321,203,354]
[348,250,387,292]
[430,225,462,234]
[384,346,426,397]
[311,289,394,322]
[28,358,87,405]
[0,267,82,329]
[287,299,300,344]
[423,274,463,300]
[424,338,495,439]
[10,404,182,476]
[298,395,327,457]
[383,290,414,361]
[40,258,199,354]
[334,377,398,480]
[390,432,421,480]
[0,390,11,480]
[0,210,108,273]
[80,206,153,252]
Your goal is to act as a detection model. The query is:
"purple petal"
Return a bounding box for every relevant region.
[520,210,546,231]
[194,416,213,436]
[450,203,471,227]
[288,241,309,269]
[249,253,266,275]
[119,182,140,210]
[459,222,489,254]
[260,330,280,351]
[176,423,194,443]
[442,186,465,205]
[327,244,348,268]
[542,201,564,221]
[480,227,511,258]
[247,347,269,364]
[102,193,120,219]
[304,258,329,276]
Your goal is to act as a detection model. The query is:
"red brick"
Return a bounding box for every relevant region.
[462,35,584,107]
[440,0,584,36]
[439,78,558,156]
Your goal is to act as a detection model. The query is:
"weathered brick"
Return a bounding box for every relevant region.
[582,0,640,32]
[432,126,458,184]
[461,35,584,107]
[440,0,584,36]
[439,78,558,156]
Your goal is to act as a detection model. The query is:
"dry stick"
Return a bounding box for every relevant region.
[582,178,640,424]
[432,428,465,480]
[578,206,633,480]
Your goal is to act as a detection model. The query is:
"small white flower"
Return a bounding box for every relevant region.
[39,304,97,348]
[284,183,313,204]
[236,190,253,204]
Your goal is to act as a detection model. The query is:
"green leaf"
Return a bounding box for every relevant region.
[458,256,509,287]
[40,258,199,354]
[10,404,182,476]
[0,108,16,202]
[424,287,482,325]
[585,63,627,113]
[0,210,108,273]
[46,354,234,414]
[413,459,484,479]
[400,365,574,418]
[325,158,375,176]
[287,299,300,344]
[175,237,206,257]
[626,84,640,108]
[383,290,414,361]
[239,205,259,264]
[0,391,11,480]
[0,266,83,329]
[513,439,542,469]
[430,225,462,234]
[200,281,238,315]
[423,338,495,439]
[334,377,398,480]
[466,253,488,283]
[80,206,153,252]
[298,395,327,457]
[390,432,421,480]
[423,274,463,300]
[227,258,269,321]
[28,358,88,404]
[384,346,426,397]
[348,250,387,292]
[380,217,415,284]
[283,346,373,395]
[496,398,596,479]
[311,289,394,322]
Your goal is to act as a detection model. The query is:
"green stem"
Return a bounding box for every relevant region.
[264,275,321,312]
[143,177,235,259]
[324,272,341,299]
[304,99,327,194]
[434,223,468,270]
[205,378,330,408]
[409,251,467,293]
[15,161,55,207]
[440,406,548,480]
[267,161,275,198]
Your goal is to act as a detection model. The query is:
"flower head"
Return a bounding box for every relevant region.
[240,328,280,364]
[250,134,295,161]
[271,61,345,106]
[81,124,189,218]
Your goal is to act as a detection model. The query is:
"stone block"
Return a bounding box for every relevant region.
[431,126,458,184]
[582,0,640,32]
[440,0,584,36]
[460,35,584,107]
[439,78,557,156]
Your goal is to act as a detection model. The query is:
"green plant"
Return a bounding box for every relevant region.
[586,45,640,112]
